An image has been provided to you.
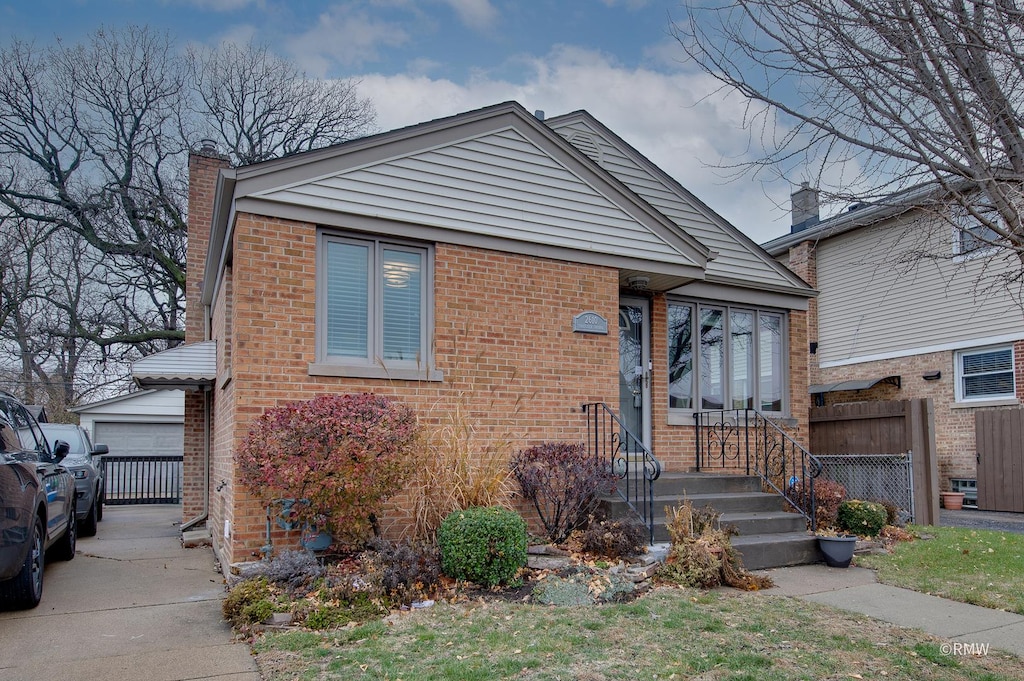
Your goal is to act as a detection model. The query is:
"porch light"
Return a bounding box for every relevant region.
[627,275,650,291]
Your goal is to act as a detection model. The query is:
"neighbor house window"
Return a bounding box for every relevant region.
[955,346,1015,401]
[668,302,786,413]
[315,231,435,378]
[953,205,1001,258]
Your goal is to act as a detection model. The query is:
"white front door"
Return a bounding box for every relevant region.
[618,297,651,448]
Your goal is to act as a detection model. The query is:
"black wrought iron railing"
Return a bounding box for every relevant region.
[99,455,183,505]
[583,402,662,543]
[694,409,823,530]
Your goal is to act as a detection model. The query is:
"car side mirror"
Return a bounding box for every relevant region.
[53,439,70,462]
[92,443,109,456]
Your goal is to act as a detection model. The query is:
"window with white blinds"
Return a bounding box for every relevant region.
[956,346,1015,401]
[319,233,430,370]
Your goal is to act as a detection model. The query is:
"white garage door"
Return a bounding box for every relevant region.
[93,422,184,457]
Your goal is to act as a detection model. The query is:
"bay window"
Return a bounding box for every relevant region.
[668,301,786,413]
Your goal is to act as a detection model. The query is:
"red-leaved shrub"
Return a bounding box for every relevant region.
[790,478,847,529]
[510,442,616,544]
[236,393,420,547]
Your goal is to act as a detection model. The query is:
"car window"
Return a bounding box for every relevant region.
[0,420,20,453]
[8,403,47,458]
[41,426,87,456]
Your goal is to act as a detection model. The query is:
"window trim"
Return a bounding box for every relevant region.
[952,206,1001,261]
[954,344,1015,403]
[667,299,789,416]
[311,230,441,381]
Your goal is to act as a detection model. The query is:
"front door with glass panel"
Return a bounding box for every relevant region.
[618,298,651,448]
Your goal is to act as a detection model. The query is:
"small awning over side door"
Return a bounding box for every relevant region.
[131,340,217,390]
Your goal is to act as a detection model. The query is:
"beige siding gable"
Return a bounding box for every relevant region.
[548,116,808,294]
[247,127,700,268]
[815,215,1024,365]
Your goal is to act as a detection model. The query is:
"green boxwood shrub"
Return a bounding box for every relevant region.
[437,506,527,587]
[837,500,887,537]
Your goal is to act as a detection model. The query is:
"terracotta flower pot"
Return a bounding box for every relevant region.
[940,491,965,510]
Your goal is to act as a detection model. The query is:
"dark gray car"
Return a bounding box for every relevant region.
[39,424,107,537]
[0,392,76,609]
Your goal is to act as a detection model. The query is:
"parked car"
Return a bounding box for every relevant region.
[0,391,77,609]
[39,423,107,537]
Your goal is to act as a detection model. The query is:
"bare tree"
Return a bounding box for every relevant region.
[189,41,376,165]
[674,1,1024,270]
[0,26,376,411]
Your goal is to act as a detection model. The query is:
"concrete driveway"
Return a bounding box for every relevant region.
[0,505,261,681]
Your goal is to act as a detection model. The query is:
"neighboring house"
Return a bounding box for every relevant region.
[764,184,1024,511]
[133,102,814,566]
[70,389,185,457]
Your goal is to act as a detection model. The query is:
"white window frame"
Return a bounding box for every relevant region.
[667,300,788,416]
[954,345,1015,403]
[310,230,441,381]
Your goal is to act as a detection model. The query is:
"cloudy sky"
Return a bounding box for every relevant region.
[3,0,802,243]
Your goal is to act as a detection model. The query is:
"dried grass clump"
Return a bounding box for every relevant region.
[658,499,772,591]
[406,399,516,541]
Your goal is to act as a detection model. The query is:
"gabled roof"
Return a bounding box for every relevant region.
[203,102,716,305]
[546,110,814,298]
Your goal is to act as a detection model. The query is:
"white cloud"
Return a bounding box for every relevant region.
[175,0,263,11]
[285,4,411,74]
[354,45,795,242]
[441,0,499,31]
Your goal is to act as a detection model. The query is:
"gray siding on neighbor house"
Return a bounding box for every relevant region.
[250,127,699,268]
[550,119,799,291]
[813,214,1024,365]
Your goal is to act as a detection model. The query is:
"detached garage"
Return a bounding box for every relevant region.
[71,390,185,456]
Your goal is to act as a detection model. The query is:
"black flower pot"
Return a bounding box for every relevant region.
[818,535,857,568]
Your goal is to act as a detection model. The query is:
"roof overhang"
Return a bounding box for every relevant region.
[131,340,216,391]
[809,375,901,395]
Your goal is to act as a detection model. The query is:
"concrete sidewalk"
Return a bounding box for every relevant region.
[0,505,261,681]
[765,564,1024,658]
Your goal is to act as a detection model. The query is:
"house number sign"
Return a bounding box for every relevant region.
[572,311,609,335]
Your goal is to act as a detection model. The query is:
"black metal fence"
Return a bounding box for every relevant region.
[694,409,824,529]
[99,455,183,505]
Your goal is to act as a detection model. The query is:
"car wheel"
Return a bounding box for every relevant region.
[80,497,98,537]
[96,489,104,522]
[0,516,45,610]
[50,504,77,561]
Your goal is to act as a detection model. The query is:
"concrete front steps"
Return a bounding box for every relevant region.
[602,472,822,570]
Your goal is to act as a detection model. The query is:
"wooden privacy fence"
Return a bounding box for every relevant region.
[975,409,1024,513]
[809,399,939,525]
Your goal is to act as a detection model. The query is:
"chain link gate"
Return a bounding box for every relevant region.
[815,452,914,523]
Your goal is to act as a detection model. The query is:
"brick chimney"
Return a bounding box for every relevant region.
[791,182,820,234]
[186,140,231,344]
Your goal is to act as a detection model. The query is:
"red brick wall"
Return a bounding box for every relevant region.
[815,341,1024,490]
[182,150,230,524]
[210,212,621,564]
[186,150,230,344]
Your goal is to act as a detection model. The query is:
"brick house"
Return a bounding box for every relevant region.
[764,184,1024,511]
[134,102,814,566]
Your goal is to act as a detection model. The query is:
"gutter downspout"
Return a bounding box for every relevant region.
[181,302,214,532]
